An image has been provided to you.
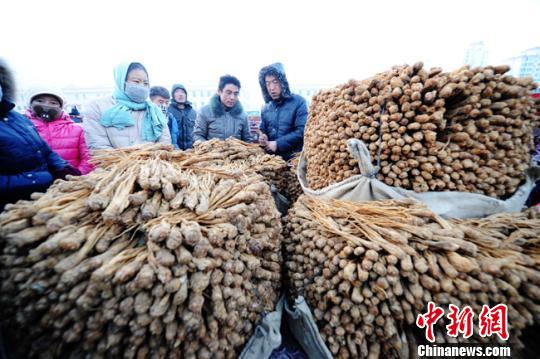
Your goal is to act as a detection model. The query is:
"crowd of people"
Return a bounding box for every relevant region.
[2,57,539,211]
[0,59,307,210]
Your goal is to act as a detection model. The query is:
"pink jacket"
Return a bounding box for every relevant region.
[26,110,93,174]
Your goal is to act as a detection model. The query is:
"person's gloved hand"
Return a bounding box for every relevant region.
[51,165,81,180]
[258,132,268,146]
[265,140,277,153]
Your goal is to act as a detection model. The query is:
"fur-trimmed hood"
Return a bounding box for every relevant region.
[258,62,291,103]
[209,94,243,117]
[0,58,16,102]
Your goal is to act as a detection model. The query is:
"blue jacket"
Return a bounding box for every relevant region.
[167,112,180,149]
[0,100,67,209]
[168,84,196,150]
[259,63,308,160]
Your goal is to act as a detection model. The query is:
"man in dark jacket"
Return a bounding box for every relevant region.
[258,62,308,160]
[0,58,79,211]
[168,84,196,150]
[193,75,251,143]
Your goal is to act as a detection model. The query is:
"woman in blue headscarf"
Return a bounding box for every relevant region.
[83,62,171,149]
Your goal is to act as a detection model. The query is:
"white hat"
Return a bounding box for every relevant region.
[27,88,65,108]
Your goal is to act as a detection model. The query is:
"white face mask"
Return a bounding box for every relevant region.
[125,82,149,103]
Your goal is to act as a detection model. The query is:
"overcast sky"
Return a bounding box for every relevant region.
[2,0,539,99]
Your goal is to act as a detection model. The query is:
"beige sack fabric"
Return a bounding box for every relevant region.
[298,139,538,219]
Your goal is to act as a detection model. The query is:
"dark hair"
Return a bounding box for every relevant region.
[126,62,148,79]
[0,58,16,101]
[218,75,241,91]
[149,86,170,99]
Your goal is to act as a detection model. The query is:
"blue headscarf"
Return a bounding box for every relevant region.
[100,62,167,142]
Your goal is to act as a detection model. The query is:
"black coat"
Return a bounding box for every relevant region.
[168,84,196,150]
